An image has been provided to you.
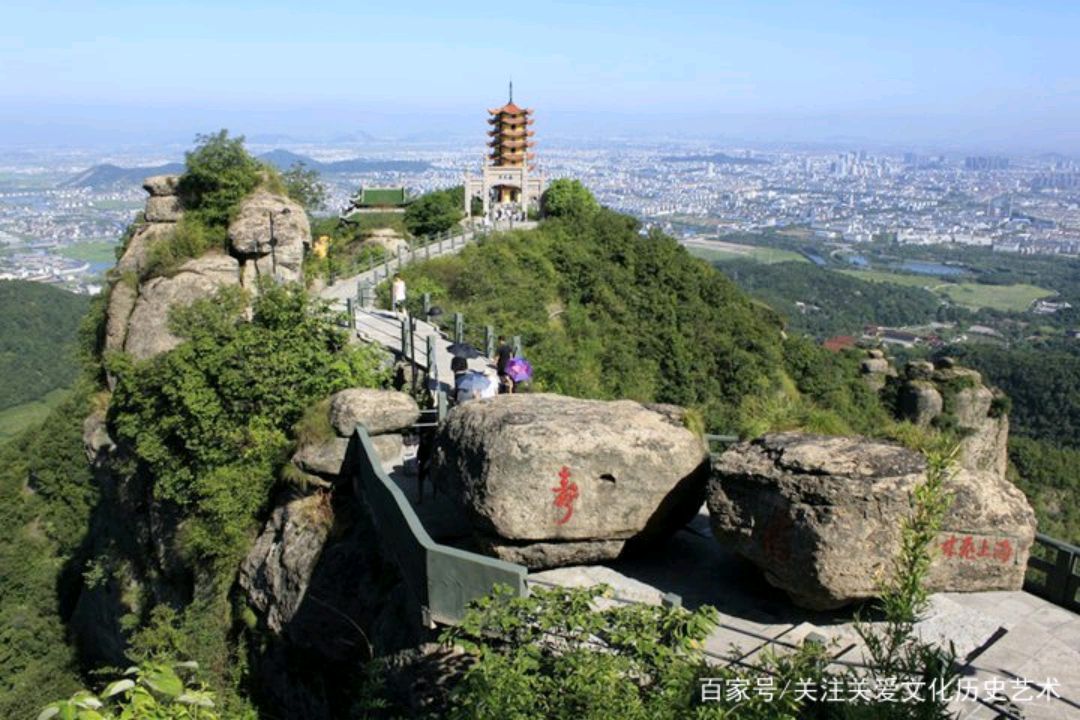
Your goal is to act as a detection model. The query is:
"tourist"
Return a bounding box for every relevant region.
[451,353,469,401]
[391,274,406,314]
[494,335,514,394]
[480,368,500,399]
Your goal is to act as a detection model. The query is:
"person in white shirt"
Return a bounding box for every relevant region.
[391,274,406,314]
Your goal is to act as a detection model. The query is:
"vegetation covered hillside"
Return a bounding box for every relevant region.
[389,187,890,438]
[717,259,946,338]
[0,388,97,718]
[0,280,89,441]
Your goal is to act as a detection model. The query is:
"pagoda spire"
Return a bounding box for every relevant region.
[509,78,513,104]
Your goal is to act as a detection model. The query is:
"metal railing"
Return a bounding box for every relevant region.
[352,225,491,307]
[346,424,527,627]
[1024,532,1080,613]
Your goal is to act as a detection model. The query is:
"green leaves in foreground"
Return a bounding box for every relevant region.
[441,584,725,720]
[39,662,218,720]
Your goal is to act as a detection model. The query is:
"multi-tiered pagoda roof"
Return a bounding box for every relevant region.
[487,101,536,168]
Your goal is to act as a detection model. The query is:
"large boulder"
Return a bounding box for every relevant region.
[143,174,180,197]
[291,434,404,479]
[123,253,241,360]
[228,191,310,284]
[898,380,943,426]
[239,494,333,633]
[708,432,1036,610]
[144,195,183,223]
[329,389,420,436]
[433,393,709,568]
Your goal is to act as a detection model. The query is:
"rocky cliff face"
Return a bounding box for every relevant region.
[105,178,310,369]
[707,356,1036,610]
[75,385,426,717]
[73,177,430,716]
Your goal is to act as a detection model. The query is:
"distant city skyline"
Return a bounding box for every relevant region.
[2,0,1079,153]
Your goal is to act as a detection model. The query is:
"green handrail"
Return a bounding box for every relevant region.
[346,425,527,626]
[1024,532,1080,613]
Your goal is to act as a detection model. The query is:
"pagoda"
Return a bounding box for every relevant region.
[464,83,545,222]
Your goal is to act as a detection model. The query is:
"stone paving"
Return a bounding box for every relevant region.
[393,465,1080,719]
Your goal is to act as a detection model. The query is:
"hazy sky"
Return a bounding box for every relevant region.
[2,0,1079,152]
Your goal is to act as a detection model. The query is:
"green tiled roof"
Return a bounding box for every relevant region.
[357,187,408,207]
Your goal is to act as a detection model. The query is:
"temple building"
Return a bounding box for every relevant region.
[464,84,545,221]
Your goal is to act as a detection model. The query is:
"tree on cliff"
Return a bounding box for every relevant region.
[176,130,263,228]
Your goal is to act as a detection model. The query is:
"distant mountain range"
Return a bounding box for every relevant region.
[661,153,770,165]
[59,162,186,190]
[255,149,429,174]
[60,150,431,190]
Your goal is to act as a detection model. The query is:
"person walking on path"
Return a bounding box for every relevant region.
[391,274,407,315]
[494,335,515,394]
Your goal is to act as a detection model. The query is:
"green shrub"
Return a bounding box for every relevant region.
[404,187,463,237]
[541,178,599,219]
[106,282,387,564]
[142,216,227,280]
[39,661,223,720]
[176,130,263,229]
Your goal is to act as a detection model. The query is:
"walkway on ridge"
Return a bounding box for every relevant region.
[319,221,538,395]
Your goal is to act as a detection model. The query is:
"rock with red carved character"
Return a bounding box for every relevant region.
[433,393,709,569]
[708,432,1037,611]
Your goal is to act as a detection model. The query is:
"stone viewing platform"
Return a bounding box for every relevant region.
[350,389,1080,720]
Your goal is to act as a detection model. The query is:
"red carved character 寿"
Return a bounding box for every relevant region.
[551,466,579,525]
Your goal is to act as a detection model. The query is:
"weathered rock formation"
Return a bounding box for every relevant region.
[289,389,420,485]
[229,190,310,286]
[433,394,710,568]
[104,179,312,369]
[82,407,115,465]
[239,493,334,633]
[708,429,1036,610]
[363,227,409,255]
[330,388,421,436]
[123,253,241,360]
[859,348,895,391]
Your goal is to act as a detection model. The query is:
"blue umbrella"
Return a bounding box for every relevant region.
[456,371,493,402]
[505,357,533,383]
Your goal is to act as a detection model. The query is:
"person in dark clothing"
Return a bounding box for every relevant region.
[416,425,436,503]
[494,336,514,394]
[451,354,469,401]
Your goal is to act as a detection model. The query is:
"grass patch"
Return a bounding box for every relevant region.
[938,282,1056,312]
[686,243,807,264]
[837,268,1055,311]
[0,388,73,445]
[57,240,119,264]
[836,268,939,288]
